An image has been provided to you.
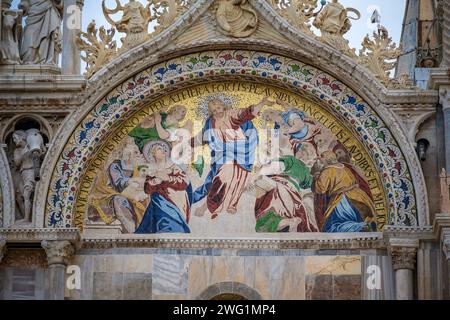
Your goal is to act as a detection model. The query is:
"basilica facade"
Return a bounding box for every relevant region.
[0,0,449,300]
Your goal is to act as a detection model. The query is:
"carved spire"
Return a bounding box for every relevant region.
[41,240,75,266]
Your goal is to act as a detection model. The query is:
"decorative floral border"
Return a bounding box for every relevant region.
[45,50,417,228]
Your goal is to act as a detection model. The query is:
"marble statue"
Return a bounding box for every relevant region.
[12,129,46,223]
[0,1,22,64]
[312,0,360,55]
[216,0,258,38]
[19,0,63,65]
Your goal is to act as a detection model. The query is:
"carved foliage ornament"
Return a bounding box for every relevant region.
[271,0,413,89]
[390,246,417,270]
[41,240,75,266]
[77,0,192,77]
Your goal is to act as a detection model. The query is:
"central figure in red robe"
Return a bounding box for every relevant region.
[193,97,273,219]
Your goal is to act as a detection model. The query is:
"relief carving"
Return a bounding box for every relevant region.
[216,0,258,38]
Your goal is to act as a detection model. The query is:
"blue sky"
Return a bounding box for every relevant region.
[11,0,406,62]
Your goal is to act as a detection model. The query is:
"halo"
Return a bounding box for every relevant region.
[142,140,172,163]
[195,93,240,119]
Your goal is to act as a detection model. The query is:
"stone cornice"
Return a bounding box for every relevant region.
[383,225,435,241]
[0,228,80,243]
[428,68,450,89]
[80,233,386,250]
[0,75,86,92]
[433,213,450,259]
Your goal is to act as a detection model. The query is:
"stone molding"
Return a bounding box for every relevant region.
[384,225,435,241]
[80,233,386,250]
[41,240,75,266]
[0,228,80,243]
[433,213,450,260]
[0,239,6,264]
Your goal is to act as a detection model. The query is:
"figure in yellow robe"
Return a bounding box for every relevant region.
[312,152,377,232]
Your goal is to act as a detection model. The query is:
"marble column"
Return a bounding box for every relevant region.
[41,240,75,300]
[389,241,419,300]
[62,0,84,75]
[0,240,6,264]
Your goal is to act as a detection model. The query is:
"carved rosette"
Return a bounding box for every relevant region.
[41,240,75,266]
[0,239,6,263]
[390,246,417,271]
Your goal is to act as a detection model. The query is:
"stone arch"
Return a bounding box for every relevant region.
[38,49,427,230]
[0,114,53,144]
[197,282,262,300]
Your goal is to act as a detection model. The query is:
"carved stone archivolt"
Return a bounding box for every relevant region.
[41,240,75,266]
[73,0,417,90]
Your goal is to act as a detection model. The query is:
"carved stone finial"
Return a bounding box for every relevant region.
[270,0,319,36]
[216,0,259,38]
[389,246,417,271]
[0,239,6,263]
[312,0,360,57]
[77,0,192,77]
[77,21,118,78]
[41,240,75,266]
[359,26,404,88]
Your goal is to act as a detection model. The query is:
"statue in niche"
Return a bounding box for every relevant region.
[11,129,46,223]
[312,0,360,55]
[216,0,258,38]
[0,0,22,64]
[19,0,63,65]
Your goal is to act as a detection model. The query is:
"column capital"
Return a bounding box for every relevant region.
[0,240,6,264]
[387,238,419,271]
[389,246,418,271]
[41,240,75,266]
